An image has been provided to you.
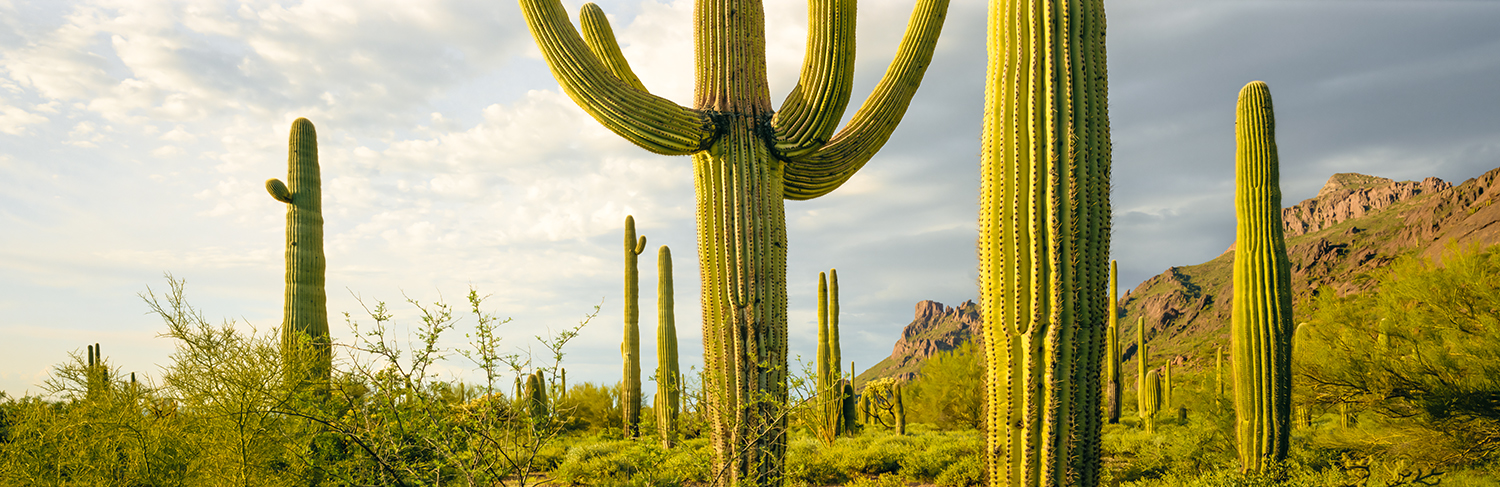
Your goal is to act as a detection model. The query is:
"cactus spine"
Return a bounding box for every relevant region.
[519,0,949,480]
[1106,260,1122,424]
[622,215,647,438]
[1140,369,1162,434]
[1231,81,1295,473]
[979,0,1111,484]
[656,245,681,448]
[266,118,330,391]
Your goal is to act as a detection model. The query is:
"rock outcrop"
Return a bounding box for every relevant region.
[1282,174,1450,237]
[856,300,979,385]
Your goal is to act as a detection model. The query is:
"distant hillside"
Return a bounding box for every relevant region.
[856,165,1500,385]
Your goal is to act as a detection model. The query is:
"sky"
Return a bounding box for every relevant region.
[1,0,1498,398]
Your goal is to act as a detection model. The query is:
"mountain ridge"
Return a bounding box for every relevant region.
[857,165,1500,385]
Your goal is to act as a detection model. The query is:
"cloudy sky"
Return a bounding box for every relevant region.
[2,0,1497,397]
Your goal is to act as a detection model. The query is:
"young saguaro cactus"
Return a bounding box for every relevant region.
[1232,80,1295,473]
[519,0,949,480]
[656,245,681,449]
[1106,260,1122,424]
[265,118,331,391]
[527,371,550,421]
[1140,369,1162,434]
[623,215,647,438]
[1164,360,1174,410]
[978,0,1112,484]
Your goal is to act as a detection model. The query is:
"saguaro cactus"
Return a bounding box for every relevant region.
[894,383,906,436]
[816,270,844,442]
[1140,369,1162,434]
[1231,80,1294,473]
[1136,317,1149,428]
[527,371,550,421]
[519,0,948,481]
[657,245,681,448]
[1106,261,1122,424]
[1163,360,1173,410]
[841,381,857,434]
[623,215,647,438]
[978,0,1111,484]
[266,118,330,391]
[85,343,107,398]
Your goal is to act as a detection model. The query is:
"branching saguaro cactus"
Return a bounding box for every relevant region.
[265,118,330,392]
[978,0,1111,484]
[1106,260,1122,424]
[623,215,647,438]
[1140,369,1162,434]
[86,343,107,399]
[657,245,682,449]
[1231,80,1294,473]
[519,0,949,480]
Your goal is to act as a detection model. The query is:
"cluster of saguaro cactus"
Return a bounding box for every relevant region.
[1231,80,1295,474]
[265,118,331,392]
[1106,260,1123,424]
[979,0,1112,483]
[842,379,857,434]
[526,371,550,421]
[622,215,646,438]
[85,343,107,398]
[1140,369,1162,433]
[816,270,845,442]
[519,0,950,479]
[656,245,681,449]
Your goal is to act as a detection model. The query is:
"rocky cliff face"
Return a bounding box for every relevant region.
[1282,173,1451,237]
[856,166,1500,385]
[855,300,979,385]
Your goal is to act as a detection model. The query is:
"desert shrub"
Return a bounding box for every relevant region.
[904,340,982,430]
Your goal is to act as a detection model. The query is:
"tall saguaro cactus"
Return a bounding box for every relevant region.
[1231,80,1294,473]
[1105,261,1122,424]
[657,245,681,449]
[265,118,330,391]
[979,0,1112,484]
[519,0,949,480]
[1136,317,1149,425]
[816,270,844,442]
[623,215,647,438]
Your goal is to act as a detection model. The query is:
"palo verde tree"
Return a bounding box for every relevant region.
[1231,80,1294,473]
[979,0,1112,483]
[518,0,950,482]
[265,118,330,392]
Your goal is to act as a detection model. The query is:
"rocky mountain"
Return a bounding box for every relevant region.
[855,299,979,387]
[856,165,1500,385]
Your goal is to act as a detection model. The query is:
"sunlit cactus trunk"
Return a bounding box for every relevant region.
[623,215,647,438]
[265,118,330,393]
[979,0,1112,484]
[657,245,681,449]
[817,270,843,442]
[1163,360,1173,410]
[1140,369,1161,434]
[1231,80,1294,474]
[894,383,906,436]
[1135,317,1148,428]
[1105,260,1122,424]
[520,0,948,481]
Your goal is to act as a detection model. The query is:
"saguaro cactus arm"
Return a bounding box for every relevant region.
[771,0,856,158]
[781,0,950,200]
[579,4,648,93]
[518,0,716,155]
